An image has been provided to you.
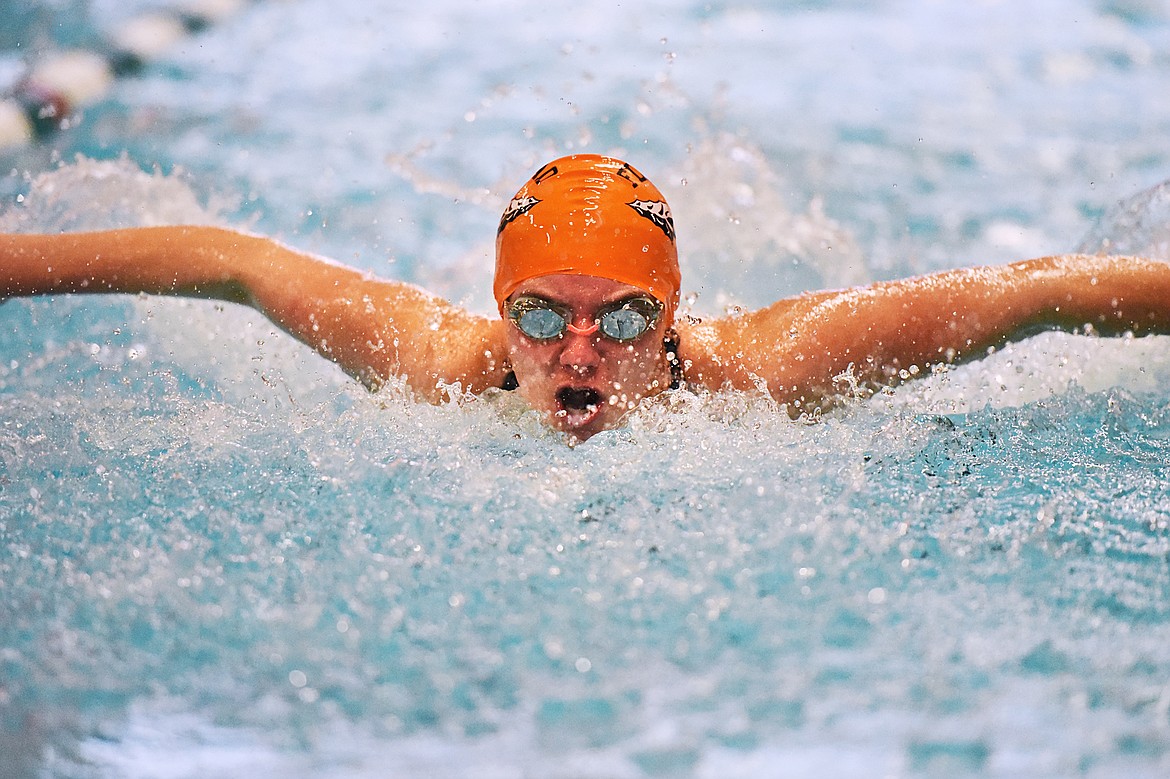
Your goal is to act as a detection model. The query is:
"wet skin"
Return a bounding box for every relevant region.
[503,274,672,442]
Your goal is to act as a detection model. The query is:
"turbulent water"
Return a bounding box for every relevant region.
[3,1,1170,777]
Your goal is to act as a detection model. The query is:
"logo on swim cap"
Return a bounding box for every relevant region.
[629,199,675,242]
[498,195,541,234]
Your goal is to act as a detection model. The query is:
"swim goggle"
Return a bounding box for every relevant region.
[506,295,662,343]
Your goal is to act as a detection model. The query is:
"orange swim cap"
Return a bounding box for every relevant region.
[494,154,680,320]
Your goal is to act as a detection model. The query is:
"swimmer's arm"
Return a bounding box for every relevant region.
[682,253,1170,410]
[0,226,510,400]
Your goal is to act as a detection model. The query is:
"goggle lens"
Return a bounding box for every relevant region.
[515,307,566,340]
[600,307,650,341]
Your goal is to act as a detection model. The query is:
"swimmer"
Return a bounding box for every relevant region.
[4,153,1170,441]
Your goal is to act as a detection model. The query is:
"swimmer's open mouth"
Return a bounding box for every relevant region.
[556,386,603,427]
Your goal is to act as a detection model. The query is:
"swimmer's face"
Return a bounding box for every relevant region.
[503,274,672,442]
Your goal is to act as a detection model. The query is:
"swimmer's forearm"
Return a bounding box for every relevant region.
[875,253,1170,365]
[813,253,1170,378]
[0,226,255,301]
[0,225,422,319]
[1006,253,1170,337]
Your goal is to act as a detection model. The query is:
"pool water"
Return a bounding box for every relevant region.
[3,1,1170,777]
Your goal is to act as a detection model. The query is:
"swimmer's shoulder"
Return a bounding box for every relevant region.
[673,294,813,391]
[674,313,737,391]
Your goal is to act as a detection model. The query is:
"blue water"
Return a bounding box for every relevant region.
[3,1,1170,776]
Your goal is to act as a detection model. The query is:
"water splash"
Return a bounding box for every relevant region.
[0,155,235,232]
[1076,177,1170,260]
[666,132,868,313]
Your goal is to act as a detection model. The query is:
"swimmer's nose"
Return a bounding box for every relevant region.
[559,325,601,374]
